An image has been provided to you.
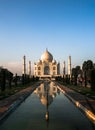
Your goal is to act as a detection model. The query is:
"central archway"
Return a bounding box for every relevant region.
[44,66,50,75]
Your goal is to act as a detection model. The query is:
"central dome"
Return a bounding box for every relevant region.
[41,49,53,62]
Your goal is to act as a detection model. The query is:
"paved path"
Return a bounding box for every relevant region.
[60,84,95,113]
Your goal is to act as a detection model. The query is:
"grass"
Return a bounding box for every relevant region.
[0,81,38,100]
[58,81,95,99]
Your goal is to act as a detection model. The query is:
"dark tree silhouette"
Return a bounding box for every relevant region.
[0,69,6,91]
[8,71,13,89]
[90,69,95,91]
[0,68,13,91]
[72,66,81,86]
[14,73,18,86]
[82,60,94,87]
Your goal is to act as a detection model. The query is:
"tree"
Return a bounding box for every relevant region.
[0,68,13,91]
[13,73,18,86]
[0,69,6,91]
[82,60,94,87]
[7,71,13,88]
[90,69,95,91]
[72,66,81,86]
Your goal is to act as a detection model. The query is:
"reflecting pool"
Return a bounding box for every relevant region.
[0,81,94,130]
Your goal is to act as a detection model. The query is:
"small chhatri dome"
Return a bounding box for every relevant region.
[41,49,53,62]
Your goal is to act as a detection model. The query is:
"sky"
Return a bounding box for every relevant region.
[0,0,95,75]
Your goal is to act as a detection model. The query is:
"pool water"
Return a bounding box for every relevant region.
[0,81,94,130]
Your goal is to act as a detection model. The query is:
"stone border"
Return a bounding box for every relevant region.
[57,86,95,124]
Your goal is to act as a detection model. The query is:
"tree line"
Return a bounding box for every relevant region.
[56,60,95,91]
[0,67,13,91]
[0,67,39,92]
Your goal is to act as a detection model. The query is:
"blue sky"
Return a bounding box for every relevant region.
[0,0,95,75]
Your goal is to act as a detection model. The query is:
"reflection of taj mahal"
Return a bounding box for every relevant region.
[34,81,59,106]
[34,49,60,77]
[34,81,60,121]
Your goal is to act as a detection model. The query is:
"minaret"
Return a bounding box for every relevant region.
[63,61,66,75]
[28,61,31,78]
[22,55,26,75]
[68,56,71,76]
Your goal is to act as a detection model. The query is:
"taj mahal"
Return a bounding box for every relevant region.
[22,49,72,78]
[34,49,60,78]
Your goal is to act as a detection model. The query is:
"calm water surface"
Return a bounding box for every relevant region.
[0,81,94,130]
